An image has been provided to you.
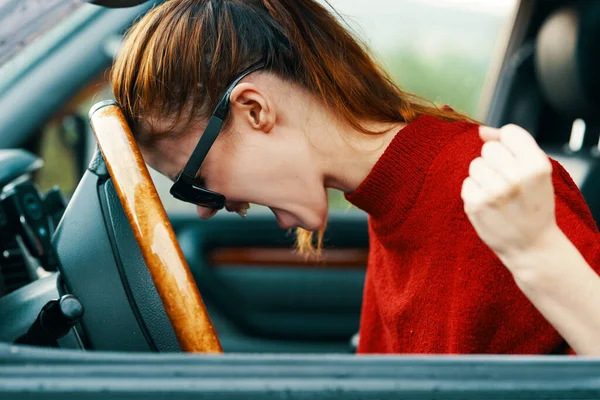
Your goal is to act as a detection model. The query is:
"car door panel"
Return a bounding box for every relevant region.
[171,211,368,352]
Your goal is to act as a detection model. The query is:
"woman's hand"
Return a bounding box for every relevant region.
[462,124,600,356]
[461,124,559,268]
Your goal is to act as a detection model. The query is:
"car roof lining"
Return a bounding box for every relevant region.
[0,2,160,148]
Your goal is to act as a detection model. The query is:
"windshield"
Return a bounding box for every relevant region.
[0,0,84,66]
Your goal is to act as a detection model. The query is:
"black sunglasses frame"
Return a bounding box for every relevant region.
[170,61,265,209]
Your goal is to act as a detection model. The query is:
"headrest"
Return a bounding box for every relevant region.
[535,2,600,118]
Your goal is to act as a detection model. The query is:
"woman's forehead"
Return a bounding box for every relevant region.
[139,141,182,182]
[134,114,181,142]
[137,117,209,181]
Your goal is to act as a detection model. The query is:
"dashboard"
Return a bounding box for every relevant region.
[0,150,66,296]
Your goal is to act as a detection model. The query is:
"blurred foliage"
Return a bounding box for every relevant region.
[384,49,489,118]
[34,123,79,195]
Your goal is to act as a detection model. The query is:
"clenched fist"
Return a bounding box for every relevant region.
[461,124,558,264]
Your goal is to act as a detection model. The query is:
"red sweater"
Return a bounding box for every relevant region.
[346,115,600,354]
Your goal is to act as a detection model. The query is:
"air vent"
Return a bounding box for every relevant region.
[0,245,32,296]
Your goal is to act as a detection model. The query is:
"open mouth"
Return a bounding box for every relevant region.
[271,209,298,230]
[225,202,250,218]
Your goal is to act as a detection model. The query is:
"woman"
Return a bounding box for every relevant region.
[111,0,600,354]
[463,124,600,355]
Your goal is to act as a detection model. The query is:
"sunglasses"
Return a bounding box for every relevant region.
[170,61,265,209]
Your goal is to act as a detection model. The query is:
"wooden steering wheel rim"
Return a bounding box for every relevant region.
[89,101,222,353]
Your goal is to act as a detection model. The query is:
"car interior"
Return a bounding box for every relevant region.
[1,0,600,398]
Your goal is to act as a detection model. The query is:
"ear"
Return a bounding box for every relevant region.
[229,82,276,133]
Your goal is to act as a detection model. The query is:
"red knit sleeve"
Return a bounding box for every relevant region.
[550,159,600,354]
[551,159,600,265]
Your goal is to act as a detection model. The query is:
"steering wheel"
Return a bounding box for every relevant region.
[88,101,222,353]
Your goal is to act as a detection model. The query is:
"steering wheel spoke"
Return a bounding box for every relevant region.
[89,101,222,353]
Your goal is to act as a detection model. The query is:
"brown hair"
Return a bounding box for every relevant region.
[111,0,476,254]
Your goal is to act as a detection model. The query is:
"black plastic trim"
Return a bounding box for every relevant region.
[87,145,109,179]
[53,171,152,352]
[85,0,152,8]
[97,180,160,352]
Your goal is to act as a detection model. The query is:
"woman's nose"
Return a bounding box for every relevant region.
[196,206,218,220]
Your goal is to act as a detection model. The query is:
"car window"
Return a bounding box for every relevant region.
[33,74,111,197]
[0,0,84,67]
[325,0,518,209]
